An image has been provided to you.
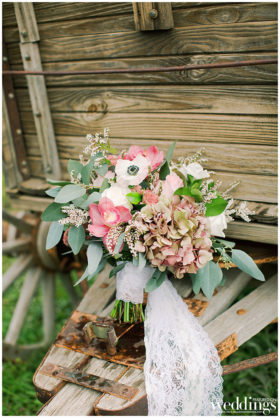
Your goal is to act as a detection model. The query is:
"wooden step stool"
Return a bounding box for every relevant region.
[34,245,277,416]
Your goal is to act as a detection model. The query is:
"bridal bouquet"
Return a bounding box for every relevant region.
[42,129,265,415]
[42,129,264,322]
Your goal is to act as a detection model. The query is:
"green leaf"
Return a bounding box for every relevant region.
[79,192,101,209]
[126,192,142,205]
[133,256,139,267]
[138,252,146,271]
[47,179,71,186]
[67,159,83,177]
[159,160,170,180]
[41,202,65,222]
[87,242,103,275]
[109,262,127,278]
[114,232,125,254]
[45,187,61,198]
[88,258,107,280]
[215,238,236,249]
[145,269,166,292]
[205,197,228,217]
[55,184,86,204]
[68,225,85,255]
[190,188,203,202]
[100,178,110,193]
[166,141,176,163]
[174,186,192,196]
[72,195,87,207]
[231,249,265,281]
[74,267,89,286]
[190,261,223,299]
[46,221,64,250]
[95,163,108,176]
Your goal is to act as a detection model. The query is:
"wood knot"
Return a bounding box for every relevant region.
[236,309,247,315]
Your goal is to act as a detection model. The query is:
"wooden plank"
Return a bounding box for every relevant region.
[3,2,133,26]
[133,2,174,31]
[2,237,31,254]
[204,275,277,347]
[42,273,56,343]
[26,157,277,204]
[2,209,34,234]
[21,112,277,146]
[226,221,278,245]
[197,270,252,326]
[232,201,278,225]
[2,254,34,293]
[8,194,53,212]
[15,85,277,115]
[173,2,278,27]
[5,266,42,345]
[10,53,277,87]
[14,3,40,43]
[6,22,277,64]
[24,135,277,175]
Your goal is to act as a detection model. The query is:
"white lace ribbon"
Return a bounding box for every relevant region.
[116,262,223,416]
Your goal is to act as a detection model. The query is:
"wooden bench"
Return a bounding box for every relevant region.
[34,247,277,416]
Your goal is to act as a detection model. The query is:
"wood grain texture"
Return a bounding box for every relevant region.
[204,275,277,347]
[15,85,277,115]
[10,53,277,87]
[24,135,277,175]
[225,221,278,245]
[20,113,277,146]
[7,22,277,64]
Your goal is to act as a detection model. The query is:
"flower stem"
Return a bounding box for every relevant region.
[110,300,145,323]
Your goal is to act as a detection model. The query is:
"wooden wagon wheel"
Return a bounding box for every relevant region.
[2,209,80,360]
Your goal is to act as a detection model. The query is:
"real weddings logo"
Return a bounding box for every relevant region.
[213,396,277,415]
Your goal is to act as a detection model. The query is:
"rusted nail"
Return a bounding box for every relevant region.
[3,56,8,62]
[8,93,15,99]
[24,54,31,60]
[16,128,22,135]
[21,31,27,37]
[34,111,41,117]
[22,160,27,166]
[149,9,158,19]
[45,165,51,173]
[237,309,247,315]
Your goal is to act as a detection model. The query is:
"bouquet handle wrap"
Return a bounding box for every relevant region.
[116,262,223,416]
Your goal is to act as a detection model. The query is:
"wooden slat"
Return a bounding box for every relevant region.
[24,135,277,175]
[133,2,174,31]
[204,275,277,347]
[2,237,31,254]
[3,2,133,26]
[26,156,277,204]
[21,113,277,146]
[2,209,34,234]
[7,22,277,64]
[3,3,277,43]
[225,221,278,245]
[2,254,34,293]
[14,3,40,43]
[15,85,277,115]
[42,273,56,343]
[5,266,42,345]
[10,53,277,87]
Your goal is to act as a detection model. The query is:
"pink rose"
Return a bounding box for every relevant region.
[142,190,159,205]
[162,173,183,199]
[88,197,131,238]
[125,145,144,161]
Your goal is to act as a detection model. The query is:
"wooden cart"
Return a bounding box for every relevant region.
[2,1,277,415]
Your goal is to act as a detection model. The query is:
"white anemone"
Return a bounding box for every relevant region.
[180,162,210,180]
[115,155,150,187]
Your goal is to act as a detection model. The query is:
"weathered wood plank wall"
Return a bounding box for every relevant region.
[3,2,277,242]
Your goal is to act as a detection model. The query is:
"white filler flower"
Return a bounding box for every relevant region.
[101,184,132,210]
[208,213,227,237]
[115,155,150,187]
[180,162,210,180]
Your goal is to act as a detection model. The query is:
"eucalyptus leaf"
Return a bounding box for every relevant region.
[138,252,146,271]
[72,195,87,207]
[159,160,170,180]
[87,242,103,275]
[145,269,166,292]
[205,197,228,217]
[95,163,108,176]
[46,221,64,250]
[166,141,176,163]
[100,178,110,193]
[215,238,236,249]
[231,249,265,281]
[74,267,89,286]
[88,258,107,281]
[114,232,125,254]
[190,261,223,299]
[41,202,65,222]
[68,159,83,177]
[133,256,139,267]
[81,160,95,185]
[55,184,86,204]
[47,179,71,186]
[109,262,127,278]
[79,192,101,209]
[68,225,86,255]
[45,187,61,198]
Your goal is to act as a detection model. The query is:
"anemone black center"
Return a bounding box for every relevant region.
[127,165,139,176]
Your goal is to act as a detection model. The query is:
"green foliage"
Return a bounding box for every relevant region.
[45,187,61,198]
[55,184,86,204]
[231,249,265,281]
[174,174,203,202]
[46,221,64,250]
[68,225,85,255]
[47,179,71,186]
[41,202,65,222]
[159,160,170,180]
[99,178,110,193]
[165,141,176,163]
[79,192,101,209]
[109,262,127,278]
[190,261,223,298]
[145,269,166,292]
[87,242,103,275]
[205,196,228,217]
[126,192,142,205]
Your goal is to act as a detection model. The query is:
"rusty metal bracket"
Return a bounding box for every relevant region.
[83,321,118,355]
[2,39,30,180]
[40,363,139,401]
